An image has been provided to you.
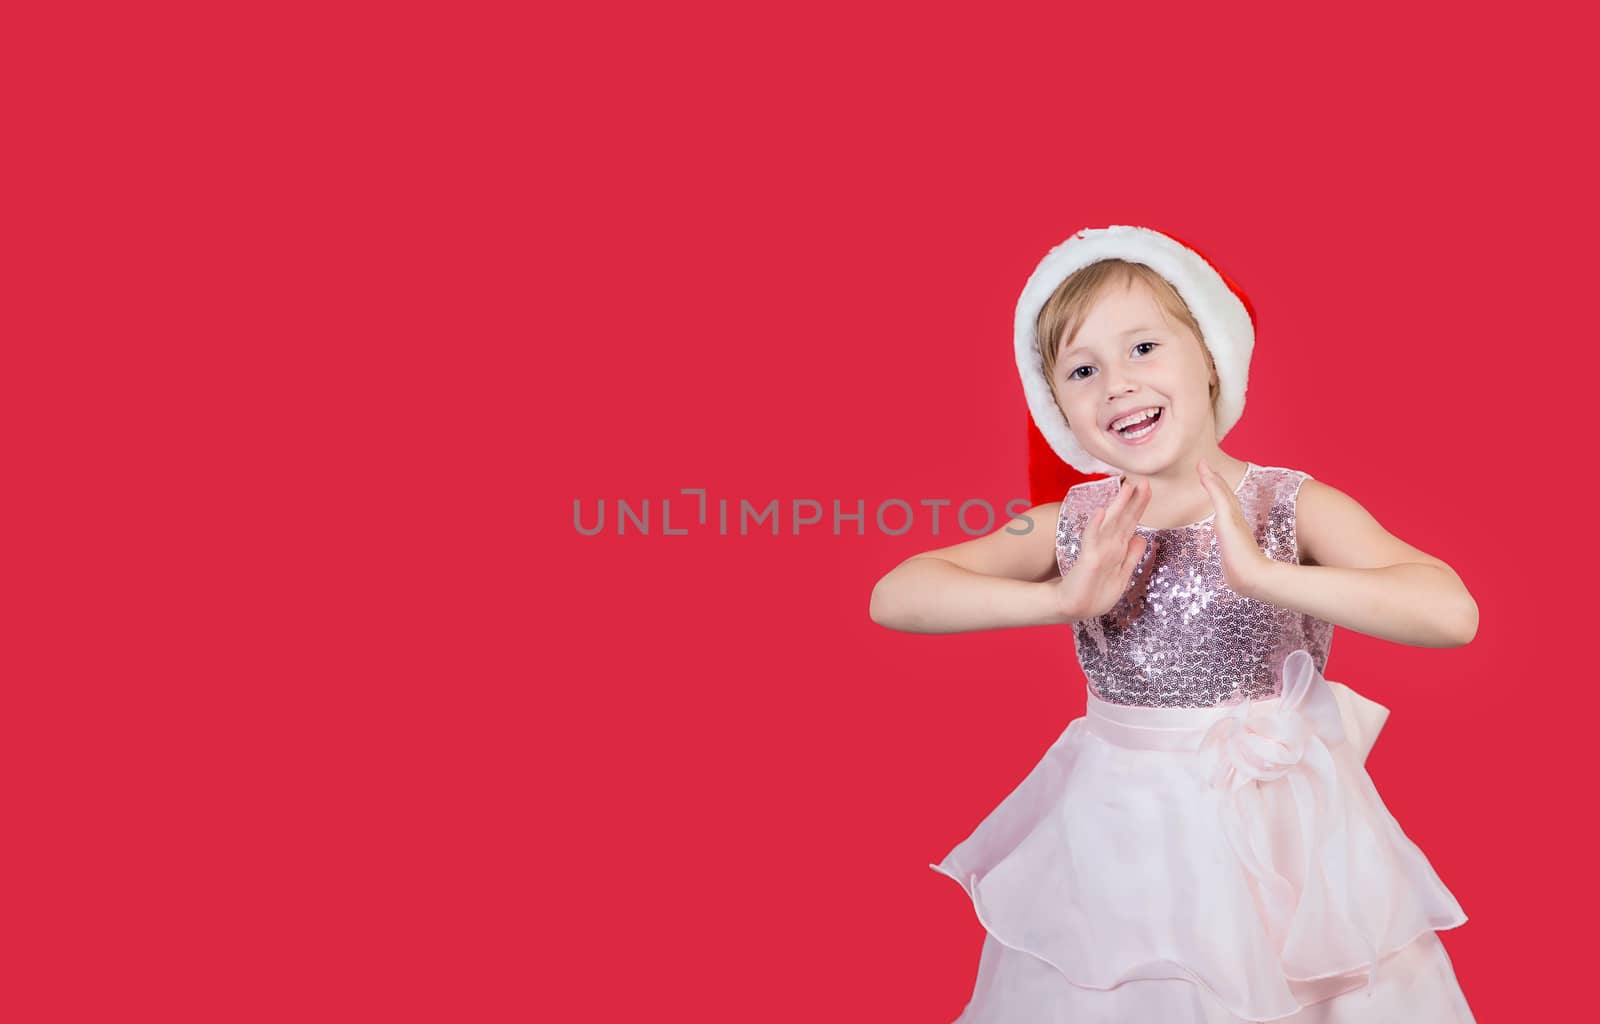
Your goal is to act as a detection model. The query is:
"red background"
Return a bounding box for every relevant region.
[6,2,1594,1020]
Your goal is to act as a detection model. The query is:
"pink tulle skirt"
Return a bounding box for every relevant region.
[929,654,1475,1022]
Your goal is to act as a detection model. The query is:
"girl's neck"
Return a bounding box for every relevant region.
[1115,450,1250,528]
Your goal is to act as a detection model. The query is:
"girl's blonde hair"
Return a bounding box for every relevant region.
[1036,259,1219,426]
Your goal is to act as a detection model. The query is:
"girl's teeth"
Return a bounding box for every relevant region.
[1114,408,1162,438]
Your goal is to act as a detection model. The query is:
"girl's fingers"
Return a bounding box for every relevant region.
[1091,478,1156,557]
[1112,478,1149,537]
[1103,479,1130,534]
[1084,505,1106,544]
[1120,534,1148,579]
[1107,478,1131,518]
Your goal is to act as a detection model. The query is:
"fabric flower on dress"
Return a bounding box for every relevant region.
[1199,649,1383,991]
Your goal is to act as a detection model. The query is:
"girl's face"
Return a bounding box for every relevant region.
[1052,278,1219,474]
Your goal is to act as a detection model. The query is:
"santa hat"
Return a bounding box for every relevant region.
[1019,225,1257,506]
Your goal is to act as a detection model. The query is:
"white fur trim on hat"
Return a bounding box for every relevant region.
[1014,225,1255,475]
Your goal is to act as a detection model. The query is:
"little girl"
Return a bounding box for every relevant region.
[870,226,1478,1022]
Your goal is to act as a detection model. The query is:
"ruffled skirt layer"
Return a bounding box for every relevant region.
[954,928,1474,1023]
[929,660,1474,1023]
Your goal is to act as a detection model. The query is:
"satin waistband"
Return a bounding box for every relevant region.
[1085,686,1288,752]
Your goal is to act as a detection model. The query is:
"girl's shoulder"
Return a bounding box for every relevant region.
[1244,462,1316,496]
[1239,463,1318,520]
[1058,475,1120,529]
[1062,473,1118,506]
[1242,464,1320,564]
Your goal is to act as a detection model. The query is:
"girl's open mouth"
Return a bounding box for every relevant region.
[1110,407,1163,445]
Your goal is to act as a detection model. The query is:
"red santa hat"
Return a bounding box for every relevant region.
[1019,225,1259,506]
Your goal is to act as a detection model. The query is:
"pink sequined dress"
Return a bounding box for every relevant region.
[929,463,1476,1022]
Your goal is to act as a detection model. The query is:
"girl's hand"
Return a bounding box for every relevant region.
[1054,476,1155,621]
[1198,460,1274,599]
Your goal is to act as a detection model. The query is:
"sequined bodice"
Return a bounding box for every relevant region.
[1055,463,1334,708]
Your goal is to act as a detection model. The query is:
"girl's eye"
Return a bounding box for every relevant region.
[1066,341,1158,381]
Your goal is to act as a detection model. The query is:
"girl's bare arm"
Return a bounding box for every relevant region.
[869,502,1072,634]
[1242,478,1478,648]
